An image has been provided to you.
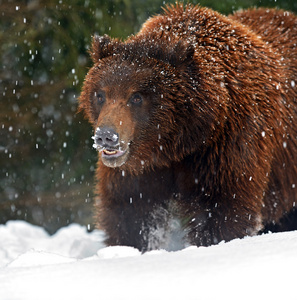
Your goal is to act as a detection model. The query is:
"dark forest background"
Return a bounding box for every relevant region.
[1,0,297,234]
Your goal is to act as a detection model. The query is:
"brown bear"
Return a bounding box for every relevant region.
[79,3,297,251]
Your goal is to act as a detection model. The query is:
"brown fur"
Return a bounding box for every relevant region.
[79,4,297,251]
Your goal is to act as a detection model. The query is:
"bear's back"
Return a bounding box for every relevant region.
[137,5,245,45]
[231,8,297,73]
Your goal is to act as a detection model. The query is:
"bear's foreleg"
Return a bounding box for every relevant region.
[181,193,264,247]
[96,166,175,251]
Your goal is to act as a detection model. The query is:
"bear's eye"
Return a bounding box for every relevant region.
[94,91,105,105]
[129,93,143,105]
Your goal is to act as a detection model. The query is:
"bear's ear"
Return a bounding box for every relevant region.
[167,41,195,69]
[90,34,120,63]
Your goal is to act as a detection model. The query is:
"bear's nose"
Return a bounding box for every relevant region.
[94,127,119,148]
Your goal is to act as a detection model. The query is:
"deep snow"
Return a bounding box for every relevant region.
[1,220,297,300]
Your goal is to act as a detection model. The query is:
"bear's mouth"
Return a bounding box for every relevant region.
[92,133,130,167]
[99,147,129,168]
[101,148,126,158]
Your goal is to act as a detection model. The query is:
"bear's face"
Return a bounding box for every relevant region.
[80,35,218,171]
[86,60,161,168]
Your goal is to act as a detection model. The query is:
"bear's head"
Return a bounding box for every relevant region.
[79,35,223,172]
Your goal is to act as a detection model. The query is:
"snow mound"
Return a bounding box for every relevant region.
[1,220,297,300]
[97,245,141,259]
[0,220,105,267]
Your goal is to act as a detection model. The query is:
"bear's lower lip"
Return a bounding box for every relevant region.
[100,147,129,168]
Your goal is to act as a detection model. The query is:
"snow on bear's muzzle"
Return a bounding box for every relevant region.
[92,126,129,167]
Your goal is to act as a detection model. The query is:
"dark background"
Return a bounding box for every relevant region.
[1,0,297,234]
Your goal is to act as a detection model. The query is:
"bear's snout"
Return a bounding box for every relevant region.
[94,127,119,149]
[92,126,129,168]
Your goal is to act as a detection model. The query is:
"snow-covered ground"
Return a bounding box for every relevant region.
[1,220,297,300]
